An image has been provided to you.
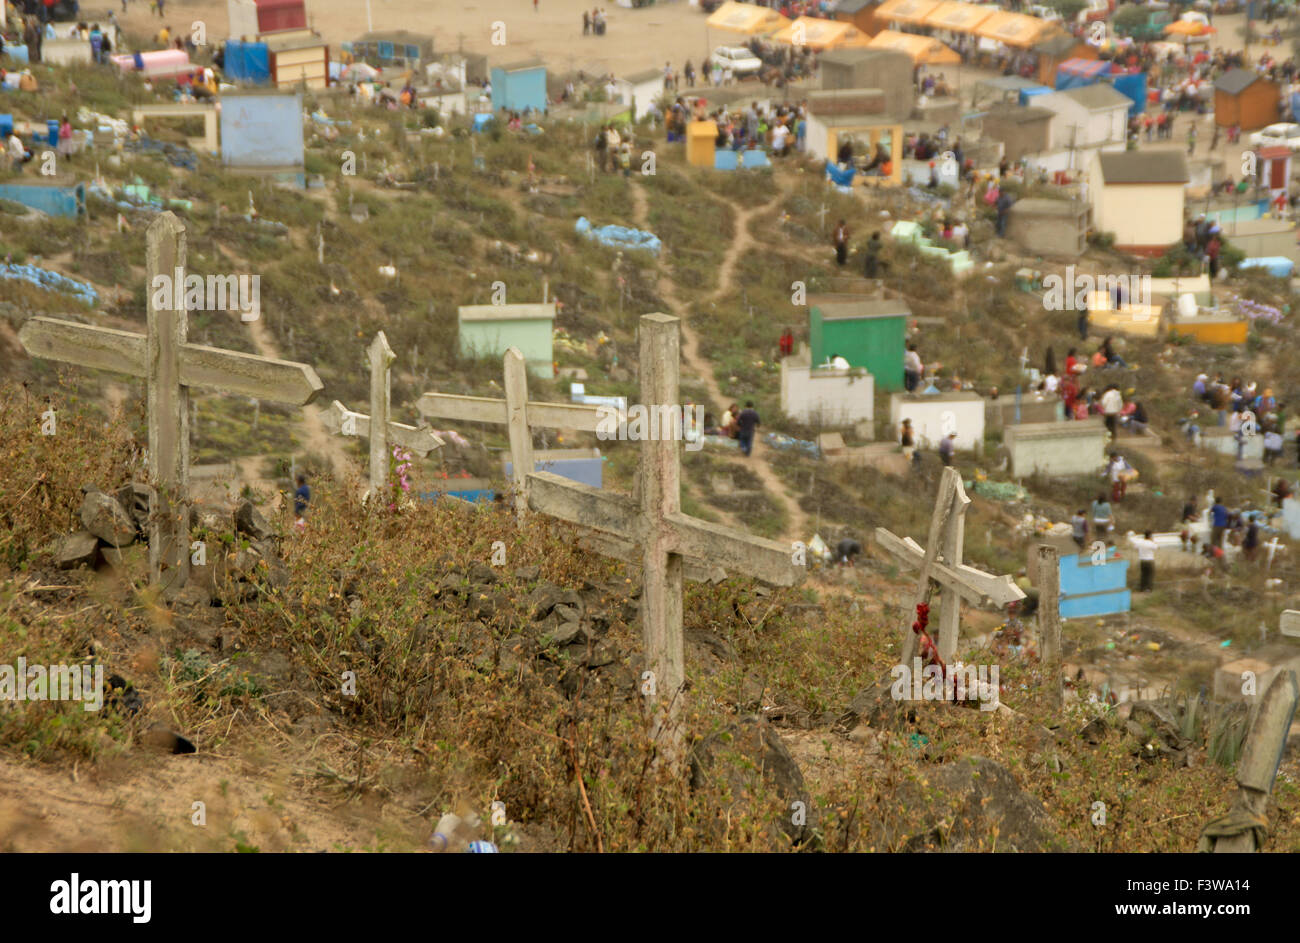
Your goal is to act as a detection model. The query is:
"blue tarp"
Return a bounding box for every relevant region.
[1241,256,1295,277]
[420,490,496,505]
[0,182,86,218]
[3,45,29,65]
[824,160,855,187]
[471,113,495,132]
[0,114,12,137]
[222,41,271,85]
[1113,73,1147,117]
[0,263,98,305]
[575,216,661,254]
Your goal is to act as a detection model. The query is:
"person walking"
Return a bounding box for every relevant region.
[1091,493,1113,539]
[1071,509,1089,550]
[736,401,760,457]
[833,219,849,266]
[1101,384,1123,439]
[583,10,590,34]
[862,231,882,278]
[903,342,922,393]
[1210,497,1229,548]
[938,433,956,467]
[1131,530,1158,592]
[293,474,311,523]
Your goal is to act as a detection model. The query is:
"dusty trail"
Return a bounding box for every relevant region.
[630,177,811,544]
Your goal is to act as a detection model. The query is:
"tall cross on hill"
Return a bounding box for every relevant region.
[18,212,323,593]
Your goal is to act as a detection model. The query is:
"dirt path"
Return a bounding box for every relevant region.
[242,315,355,484]
[630,177,811,544]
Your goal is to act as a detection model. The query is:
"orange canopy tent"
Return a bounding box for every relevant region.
[868,29,961,64]
[875,0,944,27]
[705,1,790,35]
[923,1,996,33]
[771,16,869,50]
[1164,20,1215,37]
[974,10,1054,47]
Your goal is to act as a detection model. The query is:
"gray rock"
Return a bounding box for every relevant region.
[468,561,498,585]
[234,499,272,541]
[691,715,812,847]
[115,482,152,536]
[549,621,585,646]
[889,756,1060,852]
[512,565,541,582]
[79,490,137,548]
[48,530,99,569]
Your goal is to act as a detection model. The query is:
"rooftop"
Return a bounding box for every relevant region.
[810,294,911,319]
[1059,83,1131,111]
[1097,149,1189,184]
[458,303,557,323]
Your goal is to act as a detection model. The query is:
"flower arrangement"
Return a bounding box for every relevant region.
[389,444,414,511]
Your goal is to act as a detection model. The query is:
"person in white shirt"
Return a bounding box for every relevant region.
[1043,373,1059,393]
[1100,384,1123,439]
[7,133,30,171]
[903,343,923,392]
[771,121,789,156]
[1129,529,1158,592]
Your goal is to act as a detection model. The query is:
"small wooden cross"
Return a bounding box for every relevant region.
[18,212,323,593]
[523,314,803,749]
[321,331,444,497]
[416,347,607,517]
[875,468,1024,664]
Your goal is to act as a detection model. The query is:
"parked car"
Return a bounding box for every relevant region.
[709,45,764,78]
[1249,123,1300,152]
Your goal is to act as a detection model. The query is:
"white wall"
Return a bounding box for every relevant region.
[1092,179,1185,248]
[1039,94,1127,151]
[227,0,260,39]
[889,394,985,449]
[781,361,874,425]
[43,38,92,66]
[807,112,831,164]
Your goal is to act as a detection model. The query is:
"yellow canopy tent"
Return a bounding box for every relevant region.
[974,10,1053,47]
[875,0,944,27]
[706,1,790,35]
[868,29,961,64]
[771,16,868,50]
[1164,19,1215,37]
[923,1,996,34]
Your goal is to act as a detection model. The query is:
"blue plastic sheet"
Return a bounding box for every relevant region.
[222,41,271,85]
[471,113,495,132]
[1113,73,1147,117]
[1240,256,1295,277]
[575,216,661,254]
[0,263,98,305]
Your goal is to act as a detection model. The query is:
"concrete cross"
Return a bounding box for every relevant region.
[18,212,323,593]
[416,347,608,517]
[1204,670,1298,852]
[321,331,443,497]
[521,313,803,750]
[876,467,1024,665]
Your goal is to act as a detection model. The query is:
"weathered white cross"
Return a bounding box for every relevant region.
[521,313,803,748]
[875,468,1024,664]
[321,331,443,496]
[416,347,608,517]
[18,212,324,593]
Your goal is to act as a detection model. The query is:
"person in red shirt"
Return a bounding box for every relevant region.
[778,326,794,357]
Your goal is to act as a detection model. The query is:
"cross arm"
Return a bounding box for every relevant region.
[665,513,803,587]
[19,317,147,378]
[875,527,1025,607]
[577,530,728,585]
[323,400,444,456]
[180,343,323,405]
[526,470,639,535]
[417,392,607,432]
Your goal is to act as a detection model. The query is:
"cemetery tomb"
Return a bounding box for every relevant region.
[491,59,548,113]
[687,121,717,169]
[779,346,874,426]
[132,103,220,154]
[0,180,86,218]
[1085,289,1162,339]
[1003,419,1107,477]
[985,393,1062,431]
[888,220,974,274]
[807,293,910,391]
[1057,548,1130,620]
[888,391,985,449]
[457,304,556,378]
[220,90,306,170]
[1199,426,1265,462]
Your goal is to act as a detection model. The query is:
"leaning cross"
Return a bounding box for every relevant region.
[875,467,1024,664]
[18,212,323,593]
[523,313,803,751]
[1201,670,1298,852]
[321,331,443,496]
[416,347,608,517]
